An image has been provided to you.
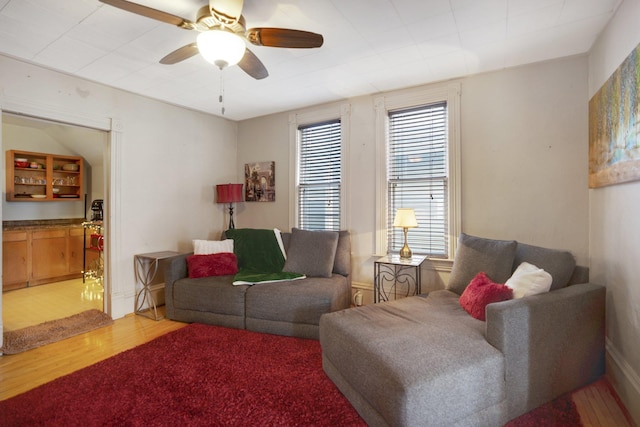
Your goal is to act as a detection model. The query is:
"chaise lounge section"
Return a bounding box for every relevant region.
[320,233,605,426]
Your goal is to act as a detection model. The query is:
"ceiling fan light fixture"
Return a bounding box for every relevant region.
[197,30,245,68]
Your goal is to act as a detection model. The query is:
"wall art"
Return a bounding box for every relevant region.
[245,161,275,202]
[589,43,640,188]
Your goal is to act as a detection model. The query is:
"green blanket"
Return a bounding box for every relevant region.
[225,228,305,285]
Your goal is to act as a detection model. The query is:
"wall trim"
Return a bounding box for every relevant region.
[606,337,640,424]
[0,96,124,319]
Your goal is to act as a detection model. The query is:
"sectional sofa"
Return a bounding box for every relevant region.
[164,228,351,339]
[320,233,605,426]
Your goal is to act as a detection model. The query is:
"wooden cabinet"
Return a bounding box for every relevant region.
[2,231,29,291]
[31,229,69,282]
[6,150,83,202]
[2,226,85,290]
[69,227,85,274]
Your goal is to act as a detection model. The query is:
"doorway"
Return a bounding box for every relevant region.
[1,113,108,330]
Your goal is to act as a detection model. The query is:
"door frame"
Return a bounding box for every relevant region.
[0,97,123,352]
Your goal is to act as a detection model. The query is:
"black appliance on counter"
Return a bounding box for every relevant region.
[90,199,104,221]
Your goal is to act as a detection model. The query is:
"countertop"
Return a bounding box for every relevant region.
[3,218,86,231]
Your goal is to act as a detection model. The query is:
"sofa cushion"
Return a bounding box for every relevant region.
[283,228,339,277]
[319,292,505,426]
[246,275,349,326]
[186,253,238,278]
[459,272,513,320]
[172,275,248,316]
[447,233,517,295]
[513,243,576,290]
[193,239,233,255]
[505,262,552,298]
[332,231,351,276]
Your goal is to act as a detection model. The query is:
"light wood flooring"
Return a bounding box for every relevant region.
[3,278,104,330]
[0,284,636,426]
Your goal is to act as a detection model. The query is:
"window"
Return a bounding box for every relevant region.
[375,83,460,260]
[297,120,342,230]
[289,104,350,231]
[387,102,448,257]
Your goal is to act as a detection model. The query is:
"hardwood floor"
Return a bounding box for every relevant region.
[0,284,635,426]
[3,278,104,330]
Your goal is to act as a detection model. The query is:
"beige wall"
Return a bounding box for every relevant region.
[237,54,590,302]
[588,0,640,423]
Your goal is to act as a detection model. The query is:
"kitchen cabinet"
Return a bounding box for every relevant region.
[2,231,29,291]
[69,227,85,274]
[2,225,85,290]
[6,149,83,202]
[31,229,69,283]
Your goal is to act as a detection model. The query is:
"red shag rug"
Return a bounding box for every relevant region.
[505,394,582,426]
[0,322,583,426]
[0,323,366,427]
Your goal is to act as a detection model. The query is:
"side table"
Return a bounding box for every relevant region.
[374,254,426,303]
[134,250,183,320]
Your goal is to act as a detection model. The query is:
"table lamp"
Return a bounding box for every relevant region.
[393,208,418,259]
[216,183,244,229]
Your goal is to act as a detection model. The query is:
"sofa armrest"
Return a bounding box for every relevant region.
[485,283,605,419]
[163,253,192,319]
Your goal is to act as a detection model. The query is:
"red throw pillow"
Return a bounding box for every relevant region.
[459,272,513,321]
[187,253,238,278]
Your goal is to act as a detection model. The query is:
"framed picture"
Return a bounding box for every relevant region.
[589,43,640,188]
[245,161,275,202]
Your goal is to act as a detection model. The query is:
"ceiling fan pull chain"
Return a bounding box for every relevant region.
[219,70,225,115]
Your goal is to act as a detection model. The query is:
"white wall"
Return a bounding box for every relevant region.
[588,0,640,423]
[237,55,590,300]
[0,55,238,319]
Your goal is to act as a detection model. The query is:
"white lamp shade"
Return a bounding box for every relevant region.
[393,208,418,228]
[197,30,246,68]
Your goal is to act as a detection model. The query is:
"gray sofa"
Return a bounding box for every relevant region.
[319,233,605,426]
[164,229,351,339]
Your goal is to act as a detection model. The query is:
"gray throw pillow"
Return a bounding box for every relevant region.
[332,230,351,276]
[283,228,339,278]
[513,243,576,290]
[447,233,517,295]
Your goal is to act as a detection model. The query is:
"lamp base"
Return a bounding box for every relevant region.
[228,203,235,230]
[399,244,412,259]
[399,228,412,259]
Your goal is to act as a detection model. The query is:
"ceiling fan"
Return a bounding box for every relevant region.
[99,0,324,80]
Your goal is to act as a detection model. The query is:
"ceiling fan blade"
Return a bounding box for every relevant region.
[99,0,196,29]
[209,0,244,25]
[160,43,199,65]
[246,28,324,48]
[238,48,268,80]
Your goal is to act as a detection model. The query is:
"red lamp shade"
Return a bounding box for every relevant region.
[216,184,244,204]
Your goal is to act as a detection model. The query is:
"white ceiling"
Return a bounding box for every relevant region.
[0,0,621,121]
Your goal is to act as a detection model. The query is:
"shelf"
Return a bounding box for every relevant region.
[6,150,84,202]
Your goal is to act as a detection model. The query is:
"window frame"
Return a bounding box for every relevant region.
[289,103,350,230]
[375,82,461,261]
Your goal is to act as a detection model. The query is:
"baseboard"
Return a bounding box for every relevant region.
[352,281,372,291]
[606,337,640,425]
[110,292,134,320]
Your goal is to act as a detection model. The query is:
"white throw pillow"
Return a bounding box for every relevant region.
[193,239,234,255]
[505,262,552,298]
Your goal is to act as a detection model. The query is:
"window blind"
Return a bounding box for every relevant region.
[387,102,448,257]
[298,120,341,231]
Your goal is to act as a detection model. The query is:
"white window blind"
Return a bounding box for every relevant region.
[298,120,341,231]
[387,102,448,257]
